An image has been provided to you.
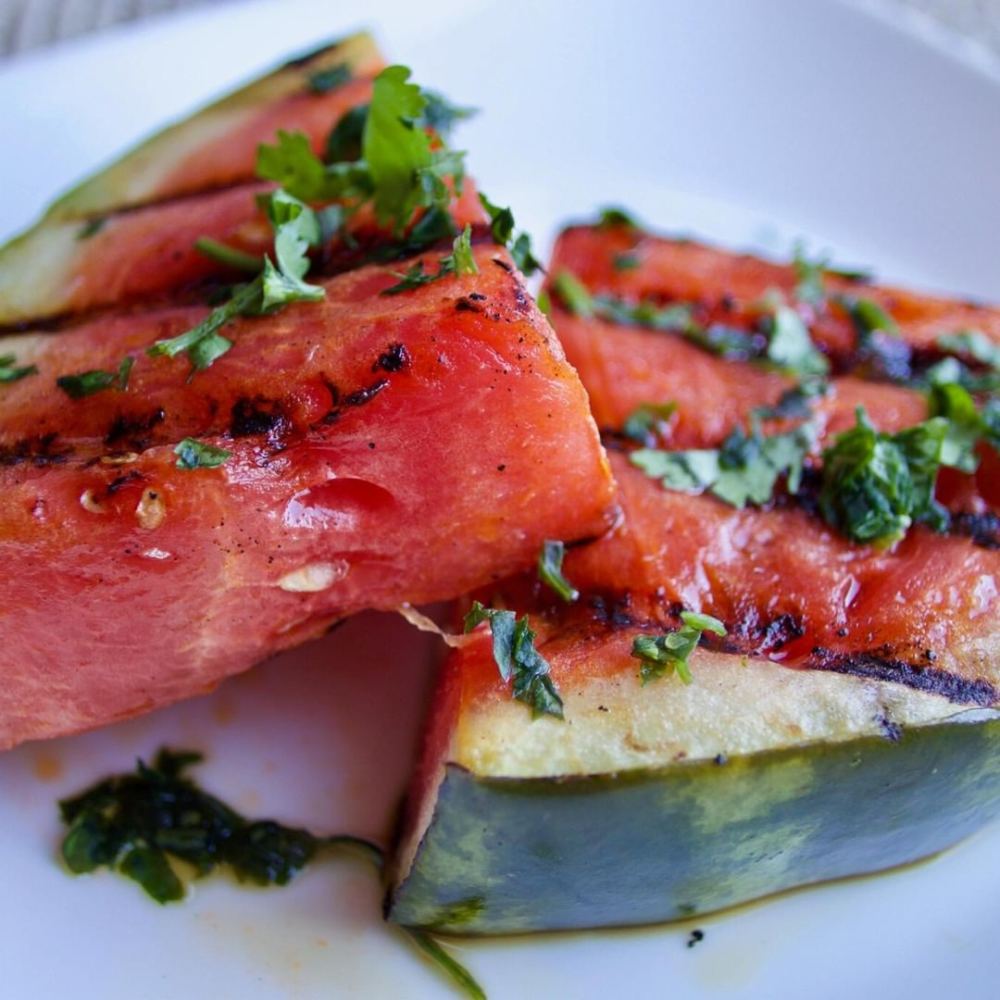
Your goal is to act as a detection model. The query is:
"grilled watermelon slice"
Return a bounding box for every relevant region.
[388,221,1000,934]
[0,51,616,747]
[45,33,383,222]
[0,34,390,326]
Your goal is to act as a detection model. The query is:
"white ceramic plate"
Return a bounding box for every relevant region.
[2,1,999,997]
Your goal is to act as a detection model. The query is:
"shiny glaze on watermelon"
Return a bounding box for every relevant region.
[0,243,615,747]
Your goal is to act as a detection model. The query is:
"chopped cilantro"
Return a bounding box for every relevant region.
[762,303,829,376]
[612,251,640,271]
[382,225,478,294]
[537,540,579,602]
[59,748,485,998]
[552,270,762,362]
[307,63,351,94]
[631,418,817,508]
[174,438,232,470]
[622,401,677,445]
[819,407,953,545]
[147,279,260,372]
[631,611,726,685]
[793,245,873,306]
[56,356,133,399]
[463,601,564,719]
[837,293,911,381]
[552,270,595,317]
[597,206,641,229]
[0,353,38,383]
[325,104,368,162]
[478,193,542,276]
[418,90,476,139]
[443,224,478,277]
[753,378,829,420]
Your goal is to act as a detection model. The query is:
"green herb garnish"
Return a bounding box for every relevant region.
[463,601,564,719]
[819,407,954,545]
[612,251,640,271]
[554,270,825,375]
[792,245,872,306]
[622,401,677,444]
[631,418,817,508]
[324,103,368,162]
[597,206,641,230]
[761,302,829,376]
[382,225,477,294]
[478,193,542,276]
[56,356,133,399]
[537,540,579,602]
[59,748,485,999]
[0,353,38,383]
[174,438,231,470]
[837,293,912,381]
[631,611,726,685]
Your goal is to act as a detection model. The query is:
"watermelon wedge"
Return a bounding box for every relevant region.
[0,50,615,747]
[388,218,1000,934]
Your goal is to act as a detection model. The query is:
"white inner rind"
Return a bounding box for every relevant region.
[452,650,997,779]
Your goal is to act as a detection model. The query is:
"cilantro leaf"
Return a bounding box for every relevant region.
[441,224,478,277]
[793,245,873,306]
[837,293,912,381]
[478,193,542,276]
[763,304,829,376]
[753,378,829,420]
[819,407,951,545]
[551,270,594,317]
[597,206,641,229]
[631,611,726,685]
[174,438,232,470]
[418,90,476,139]
[622,401,677,445]
[148,280,261,371]
[57,356,133,399]
[928,380,982,472]
[463,602,564,719]
[256,131,332,202]
[325,104,368,162]
[364,65,434,228]
[382,225,477,294]
[0,353,38,383]
[612,251,641,271]
[632,420,817,509]
[537,540,579,602]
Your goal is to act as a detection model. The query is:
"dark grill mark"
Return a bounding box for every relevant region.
[0,433,71,467]
[951,512,1000,550]
[105,408,165,448]
[106,470,145,494]
[455,297,482,313]
[809,646,996,706]
[344,378,388,407]
[373,343,410,373]
[230,397,288,438]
